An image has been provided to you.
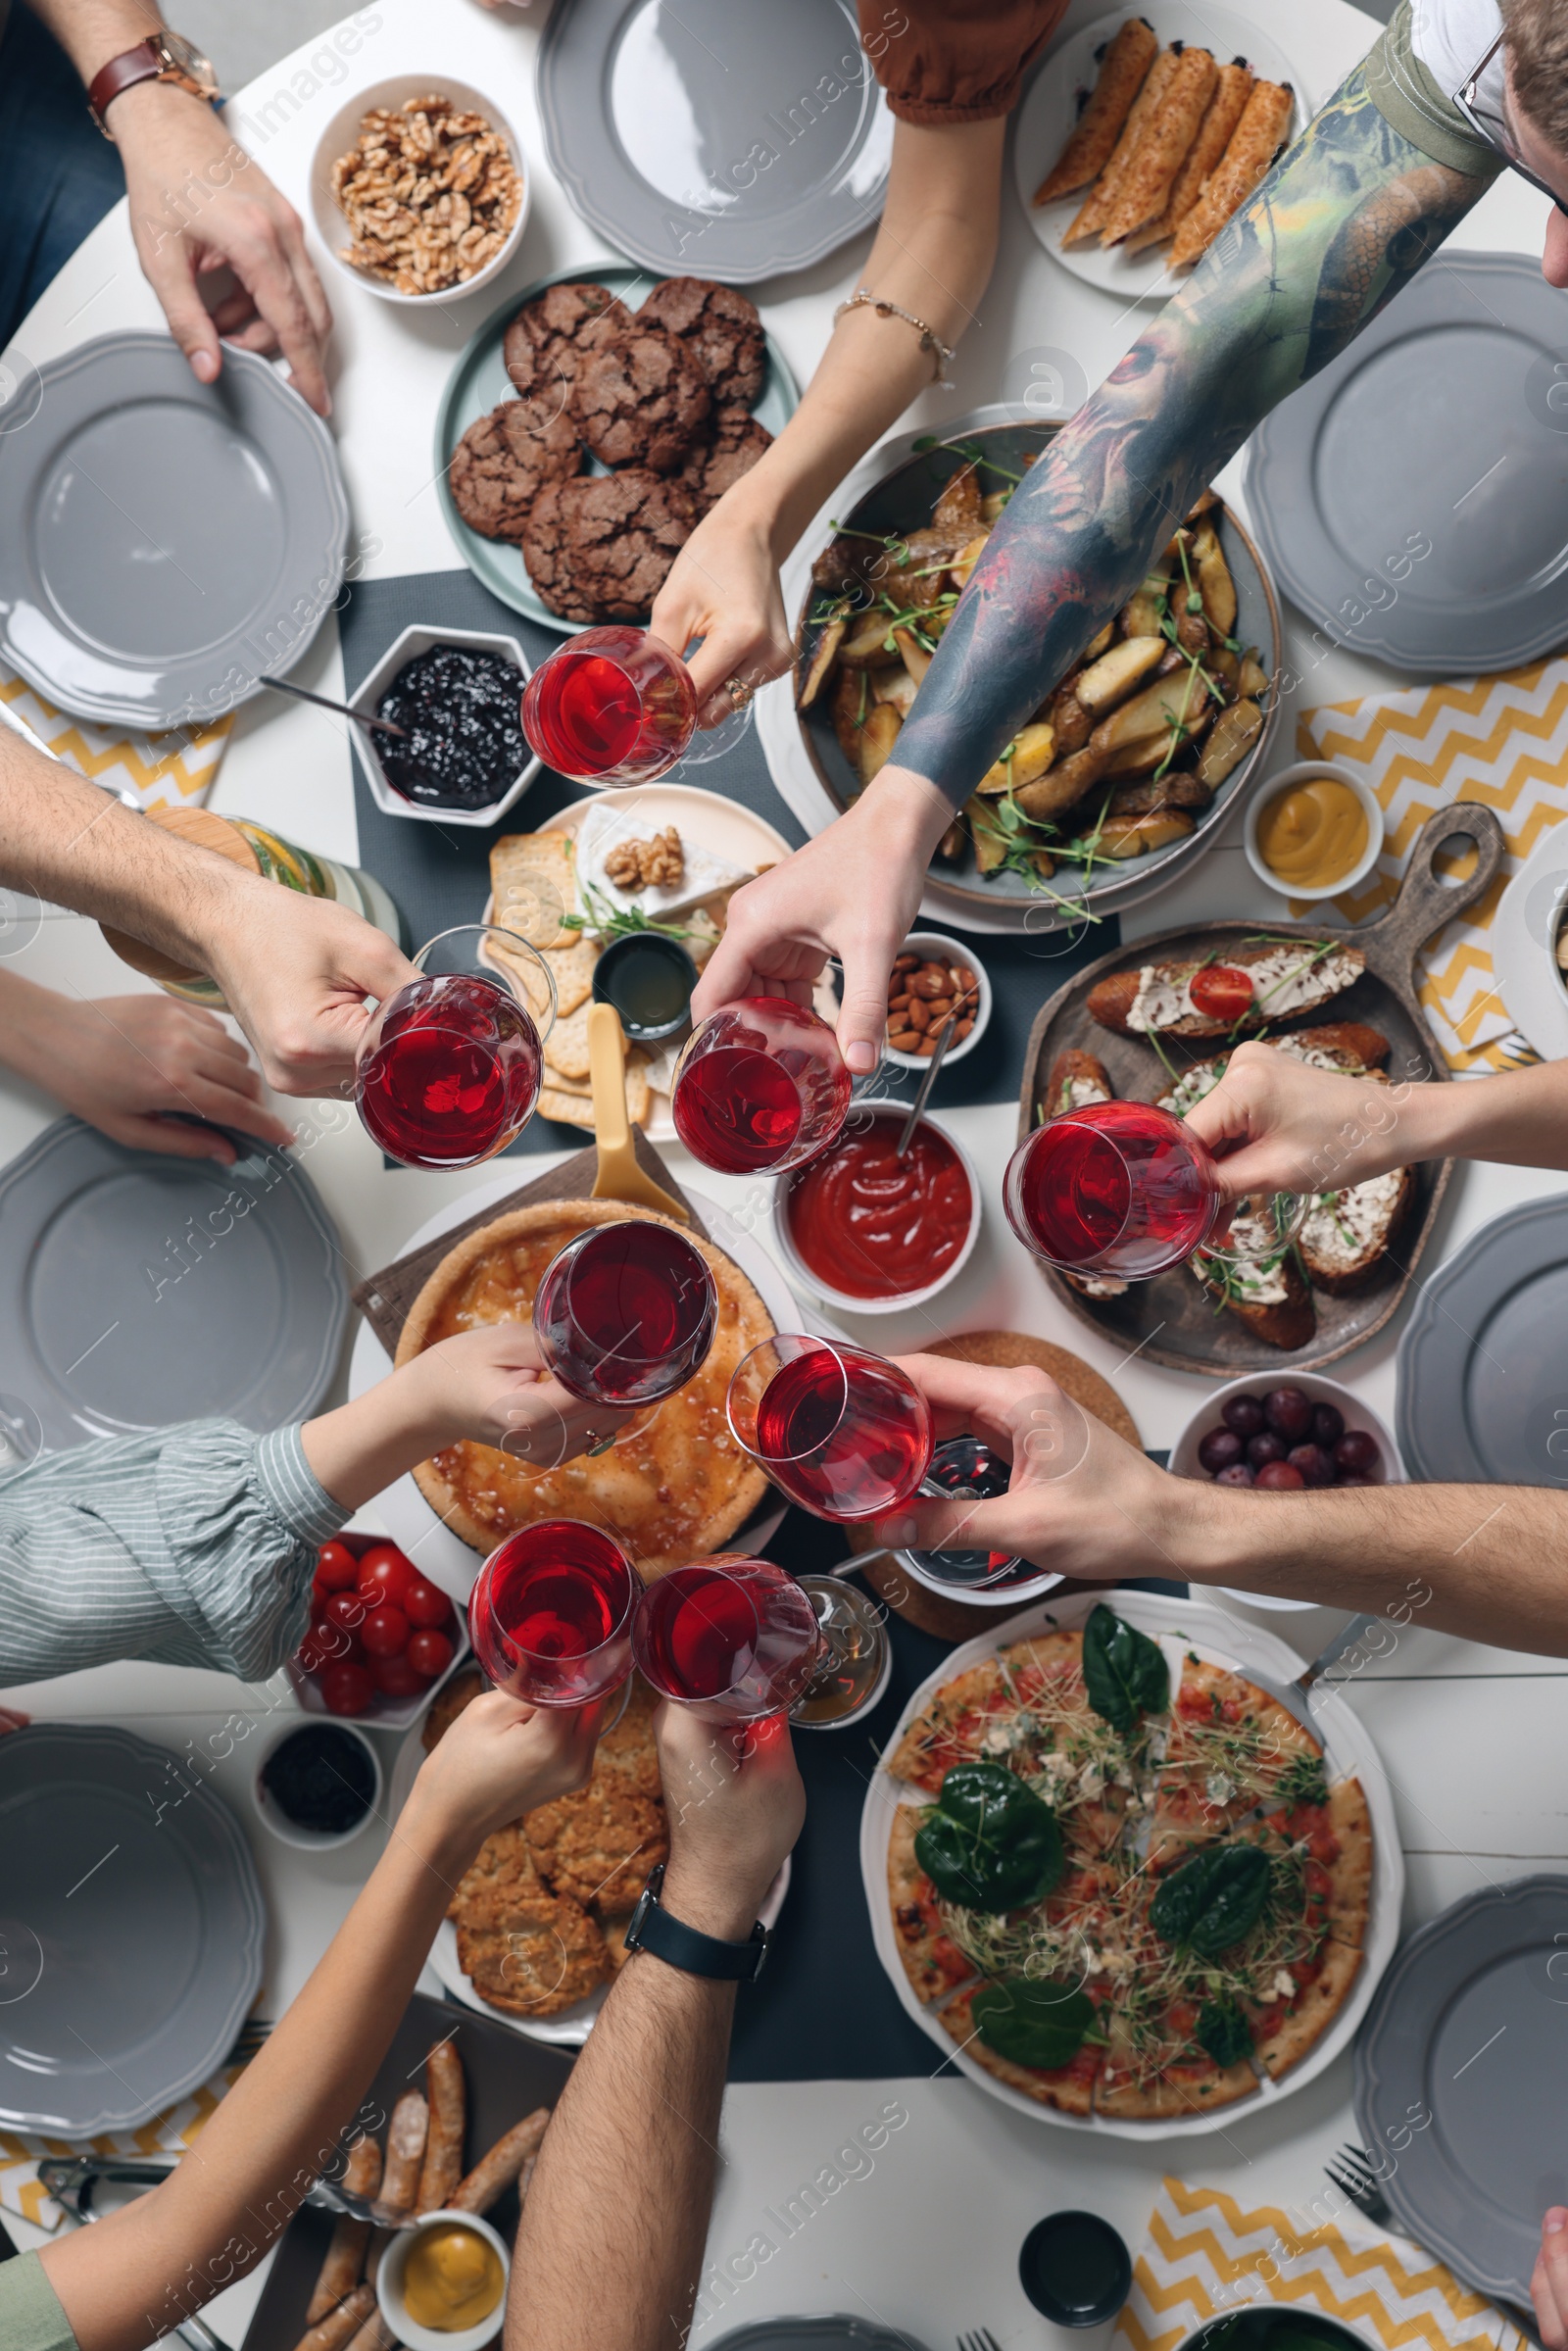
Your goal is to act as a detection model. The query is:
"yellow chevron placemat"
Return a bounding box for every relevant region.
[1116,2178,1524,2351]
[1,667,231,813]
[1295,658,1568,1072]
[0,2062,243,2230]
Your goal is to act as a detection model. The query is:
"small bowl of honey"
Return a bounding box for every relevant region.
[377,2210,510,2351]
[1244,759,1384,902]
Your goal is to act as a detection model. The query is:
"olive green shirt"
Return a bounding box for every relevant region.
[1365,0,1503,178]
[0,2255,76,2351]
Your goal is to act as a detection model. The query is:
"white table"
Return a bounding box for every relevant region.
[4,3,1566,2343]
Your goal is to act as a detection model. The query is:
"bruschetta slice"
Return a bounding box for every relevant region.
[1088,942,1364,1039]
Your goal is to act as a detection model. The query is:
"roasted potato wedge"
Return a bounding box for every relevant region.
[1074,635,1165,714]
[966,796,1008,874]
[1238,651,1270,699]
[831,667,872,765]
[873,666,920,715]
[948,533,989,595]
[1096,670,1209,756]
[1100,810,1195,858]
[1014,749,1101,821]
[1049,684,1093,755]
[1192,520,1238,638]
[1196,697,1262,786]
[892,626,932,685]
[1103,704,1212,776]
[980,490,1008,524]
[840,612,902,666]
[1121,567,1171,639]
[798,617,845,710]
[977,720,1056,796]
[1084,620,1116,661]
[858,701,903,784]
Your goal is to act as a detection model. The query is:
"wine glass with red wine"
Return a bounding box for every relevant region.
[357,923,557,1170]
[532,1220,717,1407]
[467,1520,641,1706]
[631,1555,822,1725]
[727,1335,936,1520]
[671,998,852,1177]
[520,625,696,786]
[1004,1100,1302,1281]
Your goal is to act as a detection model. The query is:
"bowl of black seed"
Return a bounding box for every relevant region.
[350,625,540,827]
[253,1721,382,1849]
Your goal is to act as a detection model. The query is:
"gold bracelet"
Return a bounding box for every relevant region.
[833,288,956,386]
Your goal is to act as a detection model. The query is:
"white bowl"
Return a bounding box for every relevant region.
[1242,759,1384,902]
[251,1718,383,1851]
[310,76,530,308]
[377,2210,511,2351]
[772,1102,983,1318]
[883,932,992,1071]
[1169,1370,1404,1612]
[349,625,541,828]
[282,1531,473,1729]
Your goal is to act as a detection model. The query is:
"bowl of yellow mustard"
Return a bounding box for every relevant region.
[377,2210,510,2351]
[1244,759,1384,902]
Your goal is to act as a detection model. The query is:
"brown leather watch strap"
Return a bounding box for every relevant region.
[87,39,173,131]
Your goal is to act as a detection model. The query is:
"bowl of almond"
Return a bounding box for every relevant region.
[884,933,991,1069]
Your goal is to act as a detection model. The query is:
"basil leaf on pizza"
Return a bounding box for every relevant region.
[914,1762,1064,1912]
[1082,1604,1169,1733]
[972,1978,1095,2069]
[1197,1996,1253,2069]
[1151,1843,1272,1956]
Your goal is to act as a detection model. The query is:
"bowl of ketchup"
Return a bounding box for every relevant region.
[774,1102,981,1315]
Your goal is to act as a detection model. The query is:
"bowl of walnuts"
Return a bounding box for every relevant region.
[311,76,529,305]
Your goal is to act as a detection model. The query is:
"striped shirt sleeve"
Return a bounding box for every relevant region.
[0,1422,348,1687]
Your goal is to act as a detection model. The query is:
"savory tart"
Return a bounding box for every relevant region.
[395,1200,772,1569]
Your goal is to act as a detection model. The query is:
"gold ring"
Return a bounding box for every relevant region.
[724,674,754,709]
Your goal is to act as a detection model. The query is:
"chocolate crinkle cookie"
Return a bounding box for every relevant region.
[637,276,766,407]
[522,470,696,624]
[569,323,710,473]
[677,405,773,518]
[449,400,581,540]
[503,280,628,427]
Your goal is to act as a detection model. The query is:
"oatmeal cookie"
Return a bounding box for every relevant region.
[569,323,710,473]
[455,1889,608,2017]
[638,276,766,406]
[503,280,628,427]
[521,470,695,623]
[525,1782,667,1913]
[677,404,773,518]
[448,400,581,539]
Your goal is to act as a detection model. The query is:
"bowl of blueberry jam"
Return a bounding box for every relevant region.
[350,627,540,826]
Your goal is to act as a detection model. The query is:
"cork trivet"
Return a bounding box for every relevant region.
[352,1127,707,1359]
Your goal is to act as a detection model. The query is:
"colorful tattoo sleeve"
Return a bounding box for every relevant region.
[894,65,1488,808]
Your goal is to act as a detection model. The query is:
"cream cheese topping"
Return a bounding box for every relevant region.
[1300,1172,1404,1271]
[1126,946,1362,1033]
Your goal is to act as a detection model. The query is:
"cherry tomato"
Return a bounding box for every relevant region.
[320,1661,375,1716]
[1188,963,1254,1021]
[361,1603,411,1659]
[357,1543,416,1609]
[297,1624,336,1674]
[314,1539,361,1594]
[404,1574,454,1631]
[370,1651,426,1698]
[408,1628,454,1679]
[323,1591,367,1635]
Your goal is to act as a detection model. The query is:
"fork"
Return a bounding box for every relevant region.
[1324,2145,1544,2348]
[957,2331,1004,2351]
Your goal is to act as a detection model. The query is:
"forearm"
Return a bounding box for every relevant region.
[894,65,1486,807]
[301,1363,462,1513]
[0,973,72,1090]
[1401,1060,1568,1172]
[42,1794,470,2351]
[22,0,163,80]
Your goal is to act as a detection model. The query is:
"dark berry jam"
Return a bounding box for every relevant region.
[375,644,527,810]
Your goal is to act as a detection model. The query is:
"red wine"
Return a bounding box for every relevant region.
[670,999,852,1176]
[358,972,541,1168]
[633,1558,820,1722]
[520,626,695,785]
[1005,1101,1216,1279]
[754,1344,932,1521]
[533,1221,716,1405]
[468,1521,638,1706]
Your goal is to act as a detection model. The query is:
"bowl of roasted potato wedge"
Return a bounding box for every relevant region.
[792,415,1281,925]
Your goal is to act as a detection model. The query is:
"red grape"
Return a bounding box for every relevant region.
[404,1575,454,1631]
[319,1661,374,1715]
[1256,1461,1306,1491]
[1311,1402,1345,1448]
[1248,1431,1287,1467]
[361,1603,410,1659]
[323,1591,367,1635]
[1221,1394,1264,1439]
[357,1543,416,1608]
[408,1628,454,1679]
[314,1539,361,1593]
[1338,1473,1374,1487]
[1287,1443,1335,1489]
[370,1651,426,1698]
[1335,1430,1380,1476]
[1215,1462,1255,1487]
[1198,1427,1245,1475]
[1263,1387,1312,1444]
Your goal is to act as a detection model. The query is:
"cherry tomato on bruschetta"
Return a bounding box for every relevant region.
[1187,963,1253,1021]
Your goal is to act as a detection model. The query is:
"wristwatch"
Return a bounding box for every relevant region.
[623,1864,770,1983]
[88,32,221,134]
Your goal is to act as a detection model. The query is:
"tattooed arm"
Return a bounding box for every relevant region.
[698,65,1493,1071]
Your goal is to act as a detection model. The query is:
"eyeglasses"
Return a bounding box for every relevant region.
[1453,28,1568,219]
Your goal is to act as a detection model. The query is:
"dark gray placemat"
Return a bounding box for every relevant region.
[336,570,1117,1153]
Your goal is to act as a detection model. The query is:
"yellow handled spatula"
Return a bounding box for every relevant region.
[588,1001,691,1223]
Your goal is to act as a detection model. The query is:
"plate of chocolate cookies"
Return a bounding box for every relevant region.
[435,265,797,633]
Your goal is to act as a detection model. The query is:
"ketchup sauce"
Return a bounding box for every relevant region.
[785,1119,972,1299]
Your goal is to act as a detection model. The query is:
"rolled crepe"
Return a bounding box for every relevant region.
[1171,79,1295,267]
[1125,61,1254,252]
[1034,18,1159,205]
[1063,49,1179,245]
[1100,46,1217,243]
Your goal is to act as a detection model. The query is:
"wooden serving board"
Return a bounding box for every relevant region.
[1015,804,1505,1378]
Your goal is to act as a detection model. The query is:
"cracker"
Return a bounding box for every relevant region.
[542,935,599,1017]
[539,1085,596,1129]
[491,831,576,947]
[625,1048,652,1126]
[544,1000,592,1083]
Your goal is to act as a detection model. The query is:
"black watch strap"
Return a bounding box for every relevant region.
[623,1864,769,1983]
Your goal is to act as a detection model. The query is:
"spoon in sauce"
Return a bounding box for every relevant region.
[895,983,977,1159]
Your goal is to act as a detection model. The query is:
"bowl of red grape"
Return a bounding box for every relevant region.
[1169,1373,1404,1610]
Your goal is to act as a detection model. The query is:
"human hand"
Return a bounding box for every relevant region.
[10,989,292,1164]
[407,1688,606,1852]
[649,497,792,725]
[1182,1042,1416,1201]
[111,81,333,416]
[200,881,417,1100]
[655,1703,806,1940]
[1534,2209,1568,2347]
[869,1353,1178,1583]
[692,766,953,1074]
[403,1322,636,1463]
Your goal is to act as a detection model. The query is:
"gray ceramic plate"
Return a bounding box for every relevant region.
[1354,1875,1568,2302]
[0,1725,265,2132]
[0,333,349,728]
[1396,1193,1568,1487]
[536,0,893,284]
[710,2326,931,2351]
[434,265,798,633]
[1245,253,1568,674]
[0,1117,348,1452]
